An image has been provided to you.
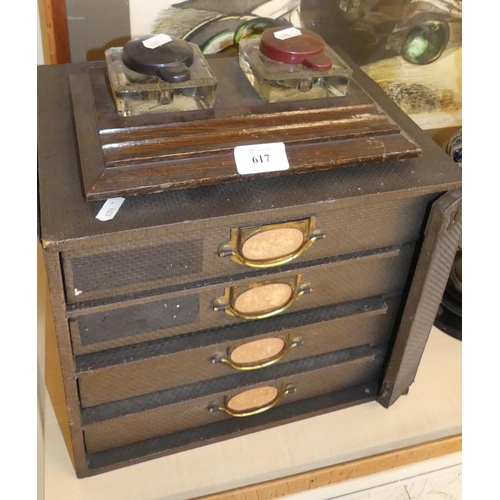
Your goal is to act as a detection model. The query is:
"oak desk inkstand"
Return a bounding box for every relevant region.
[69,29,420,201]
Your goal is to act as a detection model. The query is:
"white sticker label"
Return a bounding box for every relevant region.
[234,142,290,175]
[96,197,125,221]
[274,27,302,40]
[142,34,172,49]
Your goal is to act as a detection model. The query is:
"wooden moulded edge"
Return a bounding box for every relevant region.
[68,61,422,201]
[194,434,462,500]
[69,71,107,200]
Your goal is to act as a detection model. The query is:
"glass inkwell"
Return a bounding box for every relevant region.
[239,27,352,103]
[105,34,217,117]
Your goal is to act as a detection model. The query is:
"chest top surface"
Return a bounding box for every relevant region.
[37,55,461,249]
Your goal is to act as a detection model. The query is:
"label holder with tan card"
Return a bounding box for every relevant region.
[219,217,325,268]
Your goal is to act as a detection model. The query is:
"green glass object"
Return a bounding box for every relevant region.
[403,22,449,65]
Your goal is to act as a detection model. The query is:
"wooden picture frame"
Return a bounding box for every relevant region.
[39,0,71,63]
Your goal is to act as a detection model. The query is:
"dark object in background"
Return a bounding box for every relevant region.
[446,128,462,166]
[434,247,461,340]
[401,20,449,65]
[300,0,401,65]
[184,15,289,54]
[435,128,462,340]
[300,0,461,66]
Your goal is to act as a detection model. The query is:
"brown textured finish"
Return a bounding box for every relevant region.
[42,252,87,475]
[87,384,377,474]
[69,245,411,354]
[378,190,462,407]
[77,297,398,407]
[195,435,462,500]
[60,195,434,305]
[82,346,383,454]
[70,56,421,200]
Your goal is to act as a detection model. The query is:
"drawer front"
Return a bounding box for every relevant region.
[82,344,385,454]
[77,297,400,407]
[62,195,432,304]
[70,244,414,354]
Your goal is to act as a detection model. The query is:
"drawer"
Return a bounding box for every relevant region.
[86,382,377,472]
[62,195,432,304]
[69,244,415,354]
[76,296,400,407]
[82,343,386,454]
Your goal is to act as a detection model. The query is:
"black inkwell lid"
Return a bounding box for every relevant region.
[260,27,332,71]
[122,34,194,83]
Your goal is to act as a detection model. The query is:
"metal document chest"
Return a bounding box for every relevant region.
[38,56,461,478]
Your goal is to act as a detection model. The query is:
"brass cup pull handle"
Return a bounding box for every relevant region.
[208,384,296,418]
[213,275,312,320]
[211,335,303,371]
[219,217,325,269]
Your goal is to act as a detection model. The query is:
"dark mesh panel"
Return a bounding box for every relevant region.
[71,239,203,293]
[77,294,199,345]
[71,244,413,353]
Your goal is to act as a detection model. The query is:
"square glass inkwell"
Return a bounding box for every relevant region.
[239,27,352,103]
[105,34,217,117]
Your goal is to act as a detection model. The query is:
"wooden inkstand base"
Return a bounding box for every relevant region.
[70,54,421,201]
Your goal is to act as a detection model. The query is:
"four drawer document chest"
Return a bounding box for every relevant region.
[38,55,462,478]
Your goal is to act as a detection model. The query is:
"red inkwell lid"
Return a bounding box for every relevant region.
[259,27,333,71]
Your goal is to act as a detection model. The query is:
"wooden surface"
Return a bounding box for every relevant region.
[40,0,71,64]
[43,316,461,499]
[199,435,462,500]
[70,56,421,200]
